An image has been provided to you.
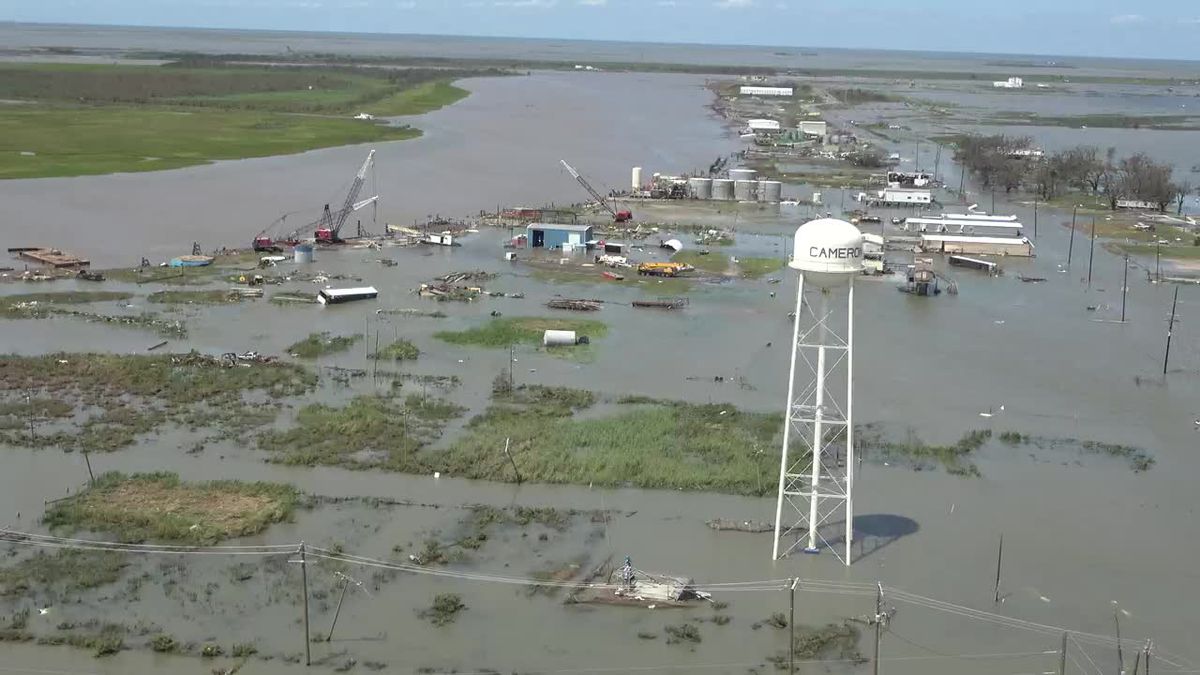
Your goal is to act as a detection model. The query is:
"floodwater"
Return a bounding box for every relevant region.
[2,25,1200,675]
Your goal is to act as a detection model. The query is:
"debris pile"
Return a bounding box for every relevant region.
[546,299,603,311]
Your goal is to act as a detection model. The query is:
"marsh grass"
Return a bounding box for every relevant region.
[435,316,607,348]
[287,332,362,358]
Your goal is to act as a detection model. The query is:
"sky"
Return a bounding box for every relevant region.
[4,0,1200,61]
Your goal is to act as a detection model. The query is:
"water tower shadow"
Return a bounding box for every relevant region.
[819,514,919,563]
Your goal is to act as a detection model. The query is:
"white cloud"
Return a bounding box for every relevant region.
[1180,17,1200,24]
[714,0,752,7]
[395,0,416,7]
[493,0,556,6]
[579,0,607,5]
[656,0,679,4]
[1109,13,1146,25]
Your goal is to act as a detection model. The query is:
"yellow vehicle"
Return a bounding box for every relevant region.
[637,262,691,277]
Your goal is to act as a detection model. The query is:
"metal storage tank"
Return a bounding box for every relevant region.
[293,244,314,264]
[758,180,783,203]
[543,330,578,347]
[712,179,734,201]
[729,168,757,182]
[632,167,643,191]
[734,180,757,201]
[688,177,713,200]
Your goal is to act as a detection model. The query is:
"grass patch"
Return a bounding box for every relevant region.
[858,427,989,477]
[435,316,607,348]
[43,471,298,544]
[0,291,132,317]
[0,352,315,451]
[419,593,466,626]
[370,339,419,361]
[1115,243,1200,260]
[674,250,731,275]
[363,80,470,116]
[0,106,420,180]
[736,257,786,279]
[439,394,780,495]
[767,623,864,665]
[494,384,596,411]
[270,291,319,305]
[287,332,362,358]
[258,394,464,470]
[146,289,242,305]
[0,550,127,596]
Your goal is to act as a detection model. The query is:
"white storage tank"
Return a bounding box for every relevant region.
[758,180,783,203]
[712,179,734,201]
[729,168,757,182]
[293,244,314,264]
[632,166,643,191]
[543,330,578,347]
[688,177,713,200]
[734,180,757,201]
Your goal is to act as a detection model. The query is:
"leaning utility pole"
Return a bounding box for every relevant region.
[1115,603,1124,675]
[1068,206,1078,268]
[1033,195,1039,240]
[1121,255,1129,323]
[873,583,886,675]
[1164,286,1180,375]
[1088,217,1097,288]
[1059,632,1069,675]
[993,534,1004,604]
[291,542,312,666]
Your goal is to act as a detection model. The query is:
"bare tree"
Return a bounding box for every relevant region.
[1113,153,1177,212]
[1176,180,1194,215]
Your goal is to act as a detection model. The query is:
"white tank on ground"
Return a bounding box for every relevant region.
[294,244,314,264]
[688,177,713,200]
[734,180,757,201]
[712,179,734,201]
[632,167,643,191]
[543,330,578,347]
[758,180,783,203]
[729,168,757,182]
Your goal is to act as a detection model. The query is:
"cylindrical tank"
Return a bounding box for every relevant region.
[734,180,757,201]
[758,180,783,203]
[712,179,734,201]
[790,218,864,288]
[293,244,314,264]
[543,330,578,347]
[729,168,757,182]
[688,177,713,200]
[632,167,643,191]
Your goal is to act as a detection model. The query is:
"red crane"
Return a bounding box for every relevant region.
[560,159,632,223]
[253,150,378,251]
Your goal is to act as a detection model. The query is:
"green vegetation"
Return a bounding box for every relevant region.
[0,550,127,596]
[828,88,896,104]
[493,384,597,411]
[0,352,315,451]
[859,427,991,477]
[419,593,466,626]
[986,112,1200,131]
[270,291,319,305]
[0,291,132,317]
[0,63,486,179]
[43,472,299,544]
[438,392,780,495]
[287,332,362,358]
[665,624,702,645]
[258,394,465,470]
[674,250,732,275]
[736,257,786,279]
[999,434,1154,472]
[1114,243,1200,260]
[147,289,242,304]
[150,635,178,653]
[370,339,420,361]
[435,316,608,348]
[768,623,864,665]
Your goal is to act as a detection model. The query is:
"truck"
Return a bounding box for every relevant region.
[637,262,691,277]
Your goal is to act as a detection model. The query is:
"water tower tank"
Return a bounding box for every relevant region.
[712,179,734,201]
[632,167,643,191]
[790,218,863,288]
[758,180,783,203]
[734,180,757,202]
[729,168,757,182]
[688,177,713,200]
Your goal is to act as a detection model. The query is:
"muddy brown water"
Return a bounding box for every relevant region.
[1,48,1199,675]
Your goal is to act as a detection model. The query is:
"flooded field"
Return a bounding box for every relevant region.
[2,24,1200,675]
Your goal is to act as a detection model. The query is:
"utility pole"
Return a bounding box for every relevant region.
[1033,195,1039,239]
[293,542,311,666]
[991,187,996,213]
[25,390,35,444]
[1144,640,1152,675]
[1121,255,1129,323]
[1155,241,1161,282]
[873,582,886,675]
[1088,216,1097,288]
[1068,206,1078,268]
[1114,603,1124,675]
[933,144,942,183]
[789,578,798,674]
[993,533,1004,604]
[327,573,351,642]
[1059,632,1069,675]
[958,165,966,201]
[1164,286,1179,375]
[503,437,522,484]
[509,343,515,390]
[83,450,95,487]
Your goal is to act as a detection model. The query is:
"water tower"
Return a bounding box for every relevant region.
[772,218,863,565]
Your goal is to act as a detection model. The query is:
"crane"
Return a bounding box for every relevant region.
[253,149,378,251]
[560,159,632,223]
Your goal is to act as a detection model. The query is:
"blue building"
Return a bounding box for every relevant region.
[527,223,594,250]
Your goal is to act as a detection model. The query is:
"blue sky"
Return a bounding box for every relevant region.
[6,0,1200,60]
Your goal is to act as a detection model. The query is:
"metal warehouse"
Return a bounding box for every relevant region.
[920,234,1035,257]
[527,223,594,250]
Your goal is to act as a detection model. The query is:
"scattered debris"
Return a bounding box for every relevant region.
[546,299,603,311]
[706,518,773,533]
[632,297,689,310]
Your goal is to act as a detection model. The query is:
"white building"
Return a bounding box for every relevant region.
[871,188,933,206]
[739,85,793,97]
[747,119,782,132]
[992,76,1024,89]
[798,120,827,138]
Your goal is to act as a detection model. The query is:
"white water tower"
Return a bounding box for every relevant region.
[772,218,863,565]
